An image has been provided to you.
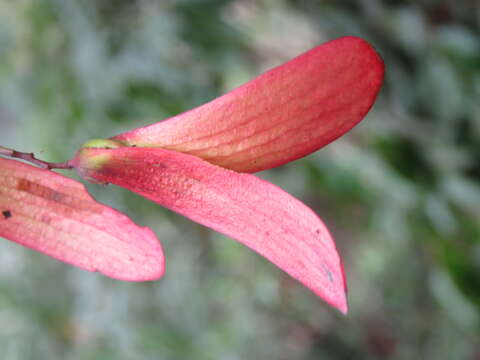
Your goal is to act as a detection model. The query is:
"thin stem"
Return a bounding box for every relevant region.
[0,146,73,170]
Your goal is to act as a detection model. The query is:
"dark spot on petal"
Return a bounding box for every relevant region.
[2,210,12,219]
[323,264,334,283]
[316,229,327,242]
[40,214,52,224]
[152,163,167,169]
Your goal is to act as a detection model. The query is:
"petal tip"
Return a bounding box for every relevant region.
[99,225,166,282]
[339,302,349,315]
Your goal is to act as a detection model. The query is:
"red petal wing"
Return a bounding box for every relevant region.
[74,147,348,313]
[113,36,384,173]
[0,158,164,281]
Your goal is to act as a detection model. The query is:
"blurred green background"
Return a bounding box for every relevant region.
[0,0,479,359]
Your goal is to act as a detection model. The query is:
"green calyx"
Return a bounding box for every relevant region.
[74,139,126,180]
[80,139,125,149]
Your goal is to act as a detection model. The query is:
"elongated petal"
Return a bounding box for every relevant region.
[73,147,348,313]
[0,158,164,281]
[113,36,384,173]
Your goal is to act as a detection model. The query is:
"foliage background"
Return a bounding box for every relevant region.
[0,0,479,359]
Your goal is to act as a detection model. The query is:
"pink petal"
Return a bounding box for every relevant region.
[0,158,164,281]
[113,36,384,173]
[73,147,348,313]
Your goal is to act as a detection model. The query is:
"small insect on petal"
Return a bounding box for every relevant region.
[0,158,164,281]
[73,147,348,313]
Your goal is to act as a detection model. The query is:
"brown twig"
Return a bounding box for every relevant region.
[0,146,73,170]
